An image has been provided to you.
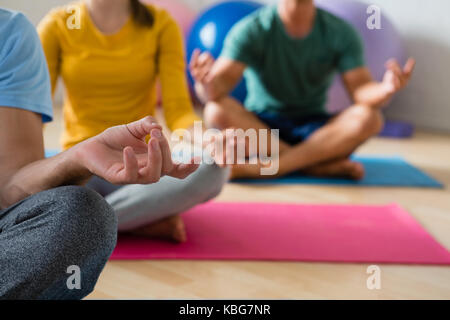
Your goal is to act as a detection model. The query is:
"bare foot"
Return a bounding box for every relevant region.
[126,215,187,243]
[304,159,365,180]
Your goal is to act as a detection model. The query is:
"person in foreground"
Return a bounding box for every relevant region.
[191,0,416,179]
[38,0,230,242]
[0,9,197,299]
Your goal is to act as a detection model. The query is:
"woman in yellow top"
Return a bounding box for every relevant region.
[38,0,229,242]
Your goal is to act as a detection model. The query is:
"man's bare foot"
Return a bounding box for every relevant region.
[126,215,187,243]
[303,159,365,180]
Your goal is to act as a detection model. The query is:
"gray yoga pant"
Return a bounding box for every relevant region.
[0,186,117,299]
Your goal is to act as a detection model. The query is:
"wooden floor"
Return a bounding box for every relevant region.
[44,109,450,299]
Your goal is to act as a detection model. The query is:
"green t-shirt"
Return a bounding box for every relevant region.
[220,5,365,118]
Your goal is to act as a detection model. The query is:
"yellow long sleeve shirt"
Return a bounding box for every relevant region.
[38,2,199,150]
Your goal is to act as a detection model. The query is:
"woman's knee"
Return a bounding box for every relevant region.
[189,162,230,201]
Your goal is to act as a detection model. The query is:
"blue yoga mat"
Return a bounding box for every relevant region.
[233,156,443,188]
[45,149,59,158]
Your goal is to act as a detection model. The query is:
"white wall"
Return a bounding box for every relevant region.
[359,0,450,132]
[1,0,67,24]
[2,0,69,105]
[2,0,449,132]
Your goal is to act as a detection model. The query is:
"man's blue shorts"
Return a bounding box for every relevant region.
[255,112,333,145]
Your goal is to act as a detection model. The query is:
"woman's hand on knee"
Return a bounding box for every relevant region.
[76,116,199,184]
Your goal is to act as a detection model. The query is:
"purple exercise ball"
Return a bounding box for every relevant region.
[315,0,406,113]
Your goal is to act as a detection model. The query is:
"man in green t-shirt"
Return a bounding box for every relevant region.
[190,0,415,179]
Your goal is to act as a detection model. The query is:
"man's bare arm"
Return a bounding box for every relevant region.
[342,58,415,109]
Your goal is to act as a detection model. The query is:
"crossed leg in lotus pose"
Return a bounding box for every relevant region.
[204,97,384,180]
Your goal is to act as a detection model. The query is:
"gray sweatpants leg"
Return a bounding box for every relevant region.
[88,162,230,231]
[0,186,117,300]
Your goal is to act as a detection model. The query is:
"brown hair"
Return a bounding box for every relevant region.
[129,0,154,27]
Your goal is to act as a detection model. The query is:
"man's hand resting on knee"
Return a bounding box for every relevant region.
[343,58,416,108]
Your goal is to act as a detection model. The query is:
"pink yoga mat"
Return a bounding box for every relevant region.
[110,202,450,265]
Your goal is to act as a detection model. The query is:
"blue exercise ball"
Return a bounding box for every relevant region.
[187,0,263,103]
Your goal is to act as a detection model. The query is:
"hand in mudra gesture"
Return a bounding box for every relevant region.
[382,58,416,96]
[76,116,199,185]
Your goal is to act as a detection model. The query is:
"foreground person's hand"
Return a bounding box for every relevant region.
[76,116,199,185]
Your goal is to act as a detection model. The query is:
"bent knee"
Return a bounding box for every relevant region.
[51,186,117,257]
[187,162,230,200]
[204,100,230,129]
[11,187,118,299]
[347,105,384,138]
[205,164,230,199]
[204,96,245,129]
